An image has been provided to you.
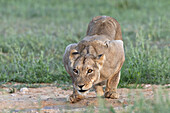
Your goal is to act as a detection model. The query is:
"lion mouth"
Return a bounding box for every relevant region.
[78,90,88,93]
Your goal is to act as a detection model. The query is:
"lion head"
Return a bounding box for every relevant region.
[69,49,105,94]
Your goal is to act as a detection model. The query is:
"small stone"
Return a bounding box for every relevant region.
[144,84,151,88]
[118,99,124,103]
[11,94,17,96]
[20,87,29,92]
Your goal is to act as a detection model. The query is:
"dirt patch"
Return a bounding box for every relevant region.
[0,84,169,112]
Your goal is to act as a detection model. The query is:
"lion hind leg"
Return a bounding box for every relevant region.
[104,71,120,99]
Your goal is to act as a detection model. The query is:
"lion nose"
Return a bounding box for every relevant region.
[78,84,85,89]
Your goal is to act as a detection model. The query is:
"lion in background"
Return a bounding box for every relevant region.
[63,16,125,103]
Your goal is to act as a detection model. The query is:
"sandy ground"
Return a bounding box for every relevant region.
[0,83,169,113]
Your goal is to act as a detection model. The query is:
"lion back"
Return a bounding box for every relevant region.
[86,16,122,41]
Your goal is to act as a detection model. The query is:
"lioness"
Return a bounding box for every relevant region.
[63,16,125,103]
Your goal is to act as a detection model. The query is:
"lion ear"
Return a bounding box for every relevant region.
[95,54,105,69]
[69,49,80,63]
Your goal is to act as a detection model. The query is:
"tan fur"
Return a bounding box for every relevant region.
[63,16,125,103]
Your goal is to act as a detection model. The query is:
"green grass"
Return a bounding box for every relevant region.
[0,0,169,84]
[87,88,170,113]
[125,89,170,113]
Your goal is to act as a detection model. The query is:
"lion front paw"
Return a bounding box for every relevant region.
[68,94,84,103]
[104,91,119,99]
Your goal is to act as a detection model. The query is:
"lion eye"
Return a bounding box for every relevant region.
[73,69,78,74]
[87,69,93,74]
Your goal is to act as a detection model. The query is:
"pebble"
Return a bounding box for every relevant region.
[11,94,17,96]
[144,84,151,88]
[20,87,29,94]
